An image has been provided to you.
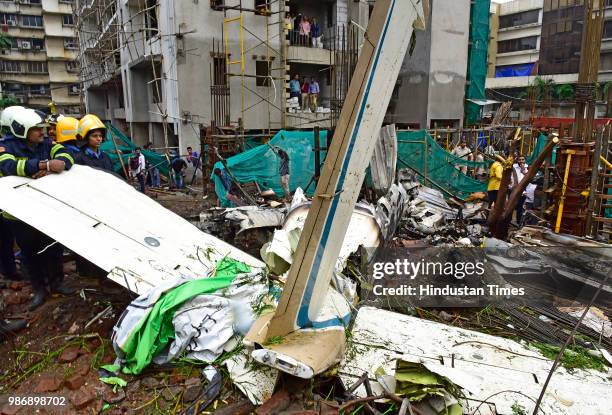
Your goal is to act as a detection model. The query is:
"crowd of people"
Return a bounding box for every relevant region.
[285,13,323,48]
[0,106,117,326]
[447,136,538,226]
[289,74,321,112]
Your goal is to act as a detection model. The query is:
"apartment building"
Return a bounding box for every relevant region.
[0,0,80,115]
[487,0,612,91]
[77,0,372,151]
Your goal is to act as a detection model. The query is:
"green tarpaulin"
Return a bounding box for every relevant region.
[101,123,170,177]
[213,129,552,203]
[212,130,328,207]
[465,0,491,125]
[120,258,251,375]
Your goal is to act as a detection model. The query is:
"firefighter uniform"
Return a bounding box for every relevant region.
[0,135,74,308]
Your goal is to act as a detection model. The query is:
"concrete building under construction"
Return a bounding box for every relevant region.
[0,0,81,115]
[75,0,480,151]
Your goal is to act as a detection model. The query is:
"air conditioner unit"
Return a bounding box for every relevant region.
[70,85,80,94]
[1,49,9,55]
[6,20,17,27]
[20,41,31,50]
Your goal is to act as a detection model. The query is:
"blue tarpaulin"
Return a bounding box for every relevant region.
[495,62,536,78]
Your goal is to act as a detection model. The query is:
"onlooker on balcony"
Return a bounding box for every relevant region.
[290,74,302,106]
[293,14,303,45]
[309,78,320,111]
[301,77,310,111]
[311,18,322,48]
[285,12,294,45]
[299,16,311,46]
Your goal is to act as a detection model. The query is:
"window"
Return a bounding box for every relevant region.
[604,20,612,39]
[499,10,540,29]
[0,61,22,73]
[62,14,74,26]
[30,84,50,96]
[21,0,42,4]
[255,0,269,16]
[144,0,159,40]
[497,36,538,53]
[255,60,270,87]
[601,53,612,71]
[68,84,80,95]
[32,38,44,50]
[9,38,18,50]
[0,13,18,26]
[210,0,224,10]
[66,61,78,72]
[26,61,47,73]
[21,15,43,28]
[64,37,78,50]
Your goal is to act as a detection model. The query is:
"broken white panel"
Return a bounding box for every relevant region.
[370,124,398,198]
[0,166,264,294]
[339,307,612,415]
[226,351,279,405]
[284,201,381,274]
[222,206,285,234]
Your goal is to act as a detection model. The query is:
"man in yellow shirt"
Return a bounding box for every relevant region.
[488,160,503,207]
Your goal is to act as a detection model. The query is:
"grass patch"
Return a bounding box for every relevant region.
[531,342,606,372]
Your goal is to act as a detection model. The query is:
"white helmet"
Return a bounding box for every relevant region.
[8,108,46,139]
[0,106,26,128]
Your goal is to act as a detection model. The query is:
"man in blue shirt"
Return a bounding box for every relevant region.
[0,107,75,310]
[289,74,302,106]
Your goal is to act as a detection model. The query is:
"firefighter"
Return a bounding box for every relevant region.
[0,107,26,282]
[45,113,62,144]
[0,107,75,310]
[55,116,82,155]
[76,114,113,172]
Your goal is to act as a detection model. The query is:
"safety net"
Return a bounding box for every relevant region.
[397,130,489,199]
[101,123,170,177]
[465,0,491,125]
[213,129,553,204]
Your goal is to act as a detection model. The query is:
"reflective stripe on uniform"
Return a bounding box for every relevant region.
[1,211,17,220]
[0,153,16,163]
[50,144,65,158]
[16,159,26,176]
[55,152,74,165]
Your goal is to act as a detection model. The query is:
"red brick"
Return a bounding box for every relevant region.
[255,389,290,415]
[33,374,63,393]
[58,346,81,363]
[65,374,86,390]
[70,386,96,410]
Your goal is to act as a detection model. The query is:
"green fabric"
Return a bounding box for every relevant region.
[214,128,551,203]
[120,258,251,375]
[465,0,491,125]
[395,360,463,413]
[397,130,489,199]
[212,130,328,206]
[101,123,170,176]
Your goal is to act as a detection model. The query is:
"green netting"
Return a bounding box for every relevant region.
[465,0,491,125]
[397,130,488,199]
[101,123,170,177]
[214,129,552,204]
[212,130,328,207]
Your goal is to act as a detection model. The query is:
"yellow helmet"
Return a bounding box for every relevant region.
[56,117,80,143]
[78,114,106,139]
